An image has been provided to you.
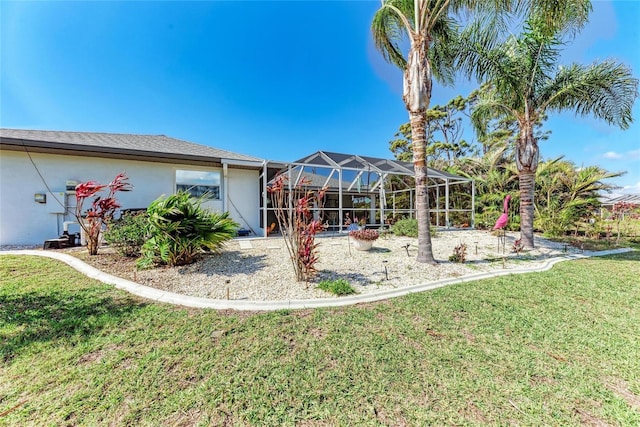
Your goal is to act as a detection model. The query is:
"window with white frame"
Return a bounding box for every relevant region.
[176,170,221,200]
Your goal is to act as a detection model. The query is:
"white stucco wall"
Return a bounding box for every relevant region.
[0,150,260,245]
[226,167,261,234]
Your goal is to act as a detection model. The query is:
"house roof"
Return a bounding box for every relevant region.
[290,151,471,182]
[599,193,640,206]
[0,128,263,167]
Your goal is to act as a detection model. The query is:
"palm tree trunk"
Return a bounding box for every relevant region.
[519,171,536,248]
[410,111,436,264]
[404,36,436,264]
[516,119,539,249]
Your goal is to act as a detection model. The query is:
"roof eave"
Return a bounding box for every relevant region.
[0,138,263,169]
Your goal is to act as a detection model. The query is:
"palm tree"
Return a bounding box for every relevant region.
[460,16,638,248]
[371,0,586,260]
[534,159,622,236]
[371,0,518,263]
[372,0,452,263]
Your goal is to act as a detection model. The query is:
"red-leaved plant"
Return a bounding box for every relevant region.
[267,174,326,283]
[75,172,133,255]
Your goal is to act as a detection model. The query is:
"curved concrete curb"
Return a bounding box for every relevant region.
[1,248,633,311]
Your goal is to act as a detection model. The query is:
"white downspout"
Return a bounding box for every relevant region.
[471,180,476,228]
[338,169,343,232]
[262,161,268,238]
[223,163,229,213]
[445,180,450,229]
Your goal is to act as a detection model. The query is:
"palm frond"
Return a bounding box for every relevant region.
[371,0,415,70]
[427,13,459,86]
[542,61,638,129]
[509,0,591,37]
[455,12,508,83]
[470,88,519,137]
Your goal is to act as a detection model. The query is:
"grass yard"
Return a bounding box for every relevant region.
[1,251,639,425]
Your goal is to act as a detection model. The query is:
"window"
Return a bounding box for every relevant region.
[176,170,221,200]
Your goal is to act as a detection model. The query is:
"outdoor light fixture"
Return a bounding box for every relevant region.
[34,193,46,203]
[402,243,410,257]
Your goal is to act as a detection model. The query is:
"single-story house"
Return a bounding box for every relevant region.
[1,128,475,246]
[0,128,264,245]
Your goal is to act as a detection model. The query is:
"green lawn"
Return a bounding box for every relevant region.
[1,252,639,426]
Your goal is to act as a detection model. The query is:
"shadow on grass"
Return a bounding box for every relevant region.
[0,288,147,362]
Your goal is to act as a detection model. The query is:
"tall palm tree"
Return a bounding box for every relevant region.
[371,0,586,261]
[371,0,518,263]
[460,16,638,248]
[372,0,455,263]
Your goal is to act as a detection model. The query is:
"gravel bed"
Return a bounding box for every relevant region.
[41,230,579,302]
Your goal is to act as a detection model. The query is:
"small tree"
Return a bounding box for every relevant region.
[267,174,326,283]
[75,172,132,255]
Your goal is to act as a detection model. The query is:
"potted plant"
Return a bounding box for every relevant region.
[349,228,379,251]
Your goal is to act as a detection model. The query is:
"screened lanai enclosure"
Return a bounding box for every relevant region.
[259,151,475,236]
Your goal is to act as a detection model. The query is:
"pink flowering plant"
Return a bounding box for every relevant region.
[349,228,379,242]
[75,172,132,255]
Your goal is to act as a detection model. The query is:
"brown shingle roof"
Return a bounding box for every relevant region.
[0,128,262,164]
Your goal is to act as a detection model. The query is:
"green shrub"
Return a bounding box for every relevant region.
[104,212,149,257]
[475,211,499,230]
[317,279,356,296]
[392,218,418,237]
[137,192,239,269]
[391,218,438,238]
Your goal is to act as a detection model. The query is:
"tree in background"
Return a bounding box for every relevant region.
[389,93,478,168]
[458,8,638,248]
[455,142,519,229]
[534,159,622,236]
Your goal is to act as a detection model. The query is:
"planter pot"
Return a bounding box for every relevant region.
[352,238,373,251]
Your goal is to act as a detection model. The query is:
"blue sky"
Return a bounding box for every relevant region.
[1,0,638,193]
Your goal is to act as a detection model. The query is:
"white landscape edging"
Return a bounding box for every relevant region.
[2,248,633,311]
